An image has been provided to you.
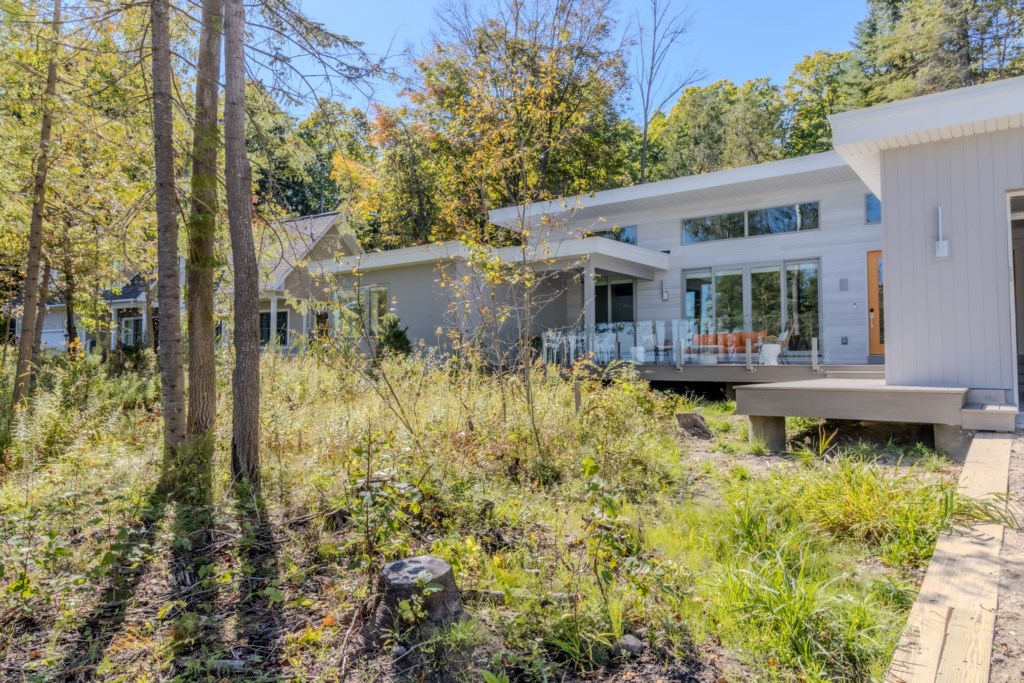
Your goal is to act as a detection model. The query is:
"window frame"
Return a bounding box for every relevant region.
[682,201,821,245]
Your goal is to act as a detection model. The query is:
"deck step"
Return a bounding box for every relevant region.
[736,379,967,425]
[960,403,1017,432]
[826,370,885,380]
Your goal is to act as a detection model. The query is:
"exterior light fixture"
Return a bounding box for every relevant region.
[661,280,669,301]
[935,205,950,259]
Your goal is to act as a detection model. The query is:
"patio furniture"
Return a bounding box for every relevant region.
[594,331,615,364]
[636,321,656,360]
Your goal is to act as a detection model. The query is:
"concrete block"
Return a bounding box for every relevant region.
[933,424,972,463]
[749,415,786,452]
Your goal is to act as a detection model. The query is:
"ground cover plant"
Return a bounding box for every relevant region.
[0,348,1004,682]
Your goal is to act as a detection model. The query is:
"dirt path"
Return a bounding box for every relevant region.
[990,430,1024,682]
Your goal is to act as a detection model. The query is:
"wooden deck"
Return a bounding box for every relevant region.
[734,377,1017,432]
[638,363,885,384]
[886,432,1012,682]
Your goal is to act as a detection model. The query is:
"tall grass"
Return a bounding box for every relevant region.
[0,348,1003,681]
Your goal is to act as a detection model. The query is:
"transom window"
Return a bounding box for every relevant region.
[683,202,820,244]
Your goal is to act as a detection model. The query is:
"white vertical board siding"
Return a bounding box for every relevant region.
[588,179,881,364]
[881,128,1024,398]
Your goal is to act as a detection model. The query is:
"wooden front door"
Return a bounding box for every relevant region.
[867,250,885,355]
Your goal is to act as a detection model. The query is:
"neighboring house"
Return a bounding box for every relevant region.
[7,211,361,353]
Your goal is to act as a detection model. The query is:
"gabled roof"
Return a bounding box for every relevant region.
[102,273,150,303]
[488,152,859,229]
[254,211,362,292]
[830,75,1024,196]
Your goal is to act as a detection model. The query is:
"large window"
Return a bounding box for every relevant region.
[684,271,713,336]
[714,269,744,332]
[683,212,745,244]
[595,277,634,325]
[785,261,819,350]
[750,266,782,331]
[121,316,143,348]
[336,285,390,338]
[683,202,820,244]
[258,311,290,346]
[682,259,820,350]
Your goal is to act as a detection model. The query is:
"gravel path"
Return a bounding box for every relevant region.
[990,429,1024,682]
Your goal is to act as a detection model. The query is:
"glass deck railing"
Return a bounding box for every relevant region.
[541,316,821,368]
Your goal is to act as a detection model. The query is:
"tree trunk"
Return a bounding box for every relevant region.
[185,0,223,479]
[32,259,51,364]
[13,0,60,407]
[151,0,186,459]
[63,225,78,352]
[224,0,261,488]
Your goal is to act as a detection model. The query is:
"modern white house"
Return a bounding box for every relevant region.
[311,75,1024,449]
[13,75,1024,449]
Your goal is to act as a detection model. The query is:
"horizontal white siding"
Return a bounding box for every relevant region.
[882,127,1024,399]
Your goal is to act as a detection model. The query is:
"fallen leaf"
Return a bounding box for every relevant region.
[321,615,337,628]
[30,650,43,659]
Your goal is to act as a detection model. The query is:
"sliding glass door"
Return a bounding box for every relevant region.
[785,261,819,350]
[595,278,634,325]
[682,259,820,357]
[750,266,782,334]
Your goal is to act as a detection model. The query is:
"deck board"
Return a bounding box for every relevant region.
[885,433,1012,682]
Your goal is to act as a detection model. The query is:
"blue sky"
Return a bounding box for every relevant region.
[294,0,867,116]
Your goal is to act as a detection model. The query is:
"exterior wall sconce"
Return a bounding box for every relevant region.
[935,205,950,259]
[661,279,669,301]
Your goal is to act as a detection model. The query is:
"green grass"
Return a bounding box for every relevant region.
[0,348,1003,682]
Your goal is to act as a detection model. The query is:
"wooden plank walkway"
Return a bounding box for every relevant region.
[886,432,1012,682]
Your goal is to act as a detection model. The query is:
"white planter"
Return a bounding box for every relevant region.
[761,343,782,365]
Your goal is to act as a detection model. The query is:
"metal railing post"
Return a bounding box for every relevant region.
[811,336,820,372]
[746,338,754,372]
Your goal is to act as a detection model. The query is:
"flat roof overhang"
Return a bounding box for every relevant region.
[488,152,859,230]
[830,76,1024,197]
[309,237,671,281]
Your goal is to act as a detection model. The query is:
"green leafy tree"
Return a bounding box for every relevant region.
[847,0,1024,105]
[782,51,851,157]
[649,80,737,179]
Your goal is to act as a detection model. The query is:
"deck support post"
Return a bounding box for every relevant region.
[933,423,972,463]
[582,260,595,359]
[748,415,786,452]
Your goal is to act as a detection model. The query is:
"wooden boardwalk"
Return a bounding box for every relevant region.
[886,432,1012,682]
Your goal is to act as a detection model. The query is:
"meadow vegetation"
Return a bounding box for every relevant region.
[0,348,1003,682]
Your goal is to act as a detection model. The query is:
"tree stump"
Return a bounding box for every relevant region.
[676,412,713,439]
[374,555,463,638]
